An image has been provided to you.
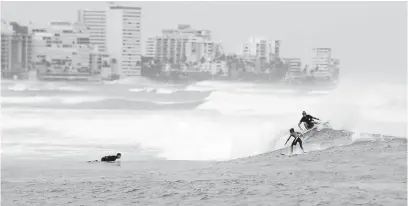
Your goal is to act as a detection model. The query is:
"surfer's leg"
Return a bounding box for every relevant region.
[298,139,305,152]
[291,140,297,154]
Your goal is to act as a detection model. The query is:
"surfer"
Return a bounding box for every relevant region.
[88,153,122,163]
[298,111,320,130]
[285,128,305,154]
[101,153,121,162]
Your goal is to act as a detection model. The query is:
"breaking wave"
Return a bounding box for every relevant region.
[1,80,406,161]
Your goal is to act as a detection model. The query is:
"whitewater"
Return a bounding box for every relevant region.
[1,79,406,161]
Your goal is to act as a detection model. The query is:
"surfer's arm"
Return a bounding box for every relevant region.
[311,116,320,120]
[298,122,302,129]
[285,136,292,145]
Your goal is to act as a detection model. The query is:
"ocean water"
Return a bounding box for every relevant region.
[1,79,406,162]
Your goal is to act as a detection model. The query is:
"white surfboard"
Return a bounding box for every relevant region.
[280,152,307,156]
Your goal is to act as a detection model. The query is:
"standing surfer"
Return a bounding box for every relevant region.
[285,128,305,154]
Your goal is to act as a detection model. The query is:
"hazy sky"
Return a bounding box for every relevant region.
[1,1,407,83]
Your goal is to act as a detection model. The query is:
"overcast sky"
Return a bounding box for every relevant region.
[1,1,406,83]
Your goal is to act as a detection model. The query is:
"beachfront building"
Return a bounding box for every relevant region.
[78,3,142,78]
[329,58,340,82]
[274,40,281,60]
[144,24,222,64]
[310,48,332,80]
[283,58,303,80]
[144,37,156,58]
[29,21,97,80]
[77,9,107,52]
[199,61,228,76]
[1,21,32,79]
[90,51,111,79]
[105,5,142,77]
[242,37,274,62]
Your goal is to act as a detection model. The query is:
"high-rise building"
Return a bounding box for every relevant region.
[78,9,107,52]
[1,21,32,78]
[274,40,281,60]
[242,37,275,62]
[144,37,156,58]
[310,48,332,79]
[145,25,221,64]
[78,3,142,78]
[106,5,142,77]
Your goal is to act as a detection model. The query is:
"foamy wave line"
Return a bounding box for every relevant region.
[8,84,41,92]
[1,97,54,104]
[60,97,108,104]
[129,88,180,94]
[155,88,179,94]
[152,99,206,105]
[1,96,207,106]
[2,96,108,105]
[307,90,331,95]
[129,88,151,93]
[184,86,215,92]
[233,88,298,94]
[185,81,254,92]
[7,84,86,92]
[57,86,86,92]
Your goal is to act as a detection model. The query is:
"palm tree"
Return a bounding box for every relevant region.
[109,58,118,80]
[111,58,117,64]
[103,60,109,68]
[182,55,187,64]
[220,54,226,61]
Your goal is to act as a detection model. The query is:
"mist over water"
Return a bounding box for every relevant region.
[1,77,406,161]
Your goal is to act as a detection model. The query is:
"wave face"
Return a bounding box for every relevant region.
[1,80,406,161]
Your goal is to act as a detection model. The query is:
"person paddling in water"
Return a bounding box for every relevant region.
[285,128,305,154]
[101,153,121,162]
[298,111,320,130]
[89,153,121,163]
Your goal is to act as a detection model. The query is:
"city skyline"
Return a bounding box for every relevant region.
[1,1,406,83]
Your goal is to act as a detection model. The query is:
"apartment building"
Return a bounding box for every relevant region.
[1,21,32,78]
[106,5,142,77]
[145,25,221,64]
[242,37,275,62]
[29,21,95,80]
[78,9,107,52]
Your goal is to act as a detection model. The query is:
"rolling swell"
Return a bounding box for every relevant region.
[1,97,208,110]
[2,83,212,111]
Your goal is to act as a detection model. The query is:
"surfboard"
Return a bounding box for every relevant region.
[280,152,307,156]
[87,160,121,166]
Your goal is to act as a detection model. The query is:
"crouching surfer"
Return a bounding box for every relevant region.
[285,128,305,154]
[298,111,320,130]
[88,153,121,163]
